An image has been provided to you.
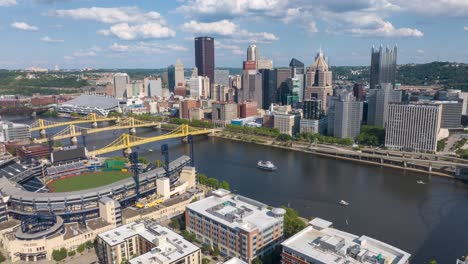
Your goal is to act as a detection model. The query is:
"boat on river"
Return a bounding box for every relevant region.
[257,160,277,171]
[339,200,350,206]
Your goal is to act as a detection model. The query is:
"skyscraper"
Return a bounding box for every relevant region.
[214,69,229,86]
[303,100,322,120]
[175,59,185,88]
[240,71,263,107]
[289,58,305,103]
[327,91,363,139]
[370,45,397,89]
[385,103,441,153]
[113,73,129,99]
[247,45,259,61]
[167,65,175,92]
[305,49,333,113]
[367,83,402,127]
[353,83,364,101]
[195,36,215,85]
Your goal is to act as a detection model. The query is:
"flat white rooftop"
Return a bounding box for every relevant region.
[223,257,248,264]
[98,219,199,264]
[282,218,411,264]
[186,189,284,232]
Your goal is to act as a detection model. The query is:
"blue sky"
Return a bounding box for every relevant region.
[1,0,467,69]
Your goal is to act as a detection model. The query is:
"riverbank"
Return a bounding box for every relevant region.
[215,132,454,179]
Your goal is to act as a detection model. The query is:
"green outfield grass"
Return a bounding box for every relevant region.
[49,171,132,192]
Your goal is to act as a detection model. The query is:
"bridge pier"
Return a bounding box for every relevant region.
[123,148,132,156]
[31,111,36,117]
[181,136,188,143]
[70,137,78,145]
[40,129,47,138]
[129,128,136,135]
[92,122,98,128]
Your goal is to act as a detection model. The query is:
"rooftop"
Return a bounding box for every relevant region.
[223,257,248,264]
[99,219,199,264]
[59,94,119,109]
[282,218,411,264]
[187,189,284,232]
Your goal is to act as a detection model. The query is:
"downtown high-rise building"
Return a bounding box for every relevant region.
[214,69,229,86]
[113,73,129,99]
[385,103,442,153]
[247,44,259,61]
[327,91,363,139]
[239,71,263,107]
[367,83,402,127]
[167,65,175,92]
[370,45,397,89]
[305,49,333,113]
[195,36,215,85]
[175,59,185,88]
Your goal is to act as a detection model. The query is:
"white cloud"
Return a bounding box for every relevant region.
[416,49,424,54]
[392,0,468,18]
[104,23,175,40]
[41,36,64,43]
[323,11,423,38]
[109,42,188,54]
[182,20,237,36]
[465,26,468,31]
[73,50,97,57]
[308,21,318,33]
[182,19,278,43]
[11,22,39,31]
[49,6,166,24]
[63,56,75,60]
[177,0,286,18]
[110,43,129,52]
[281,8,302,24]
[50,6,175,41]
[0,0,16,7]
[215,41,243,55]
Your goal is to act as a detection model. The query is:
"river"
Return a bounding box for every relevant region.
[6,115,468,263]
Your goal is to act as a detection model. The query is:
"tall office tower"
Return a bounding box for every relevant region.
[370,45,397,89]
[144,77,162,98]
[247,44,259,61]
[191,67,198,78]
[113,73,129,99]
[385,103,442,153]
[167,65,175,92]
[303,99,323,120]
[327,91,363,139]
[189,76,209,99]
[175,59,185,88]
[305,49,333,113]
[195,36,215,85]
[436,100,463,129]
[126,80,145,98]
[240,71,263,107]
[260,69,276,109]
[214,69,229,86]
[367,83,402,127]
[289,58,306,103]
[353,83,365,101]
[212,102,238,126]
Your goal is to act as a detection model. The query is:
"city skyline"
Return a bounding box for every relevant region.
[0,0,468,69]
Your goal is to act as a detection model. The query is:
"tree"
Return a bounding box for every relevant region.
[77,244,85,253]
[202,244,212,253]
[276,133,293,141]
[282,206,306,238]
[138,157,148,164]
[85,240,94,248]
[429,260,437,264]
[70,112,79,117]
[357,126,385,146]
[169,218,181,230]
[202,258,210,264]
[252,257,263,264]
[0,251,5,263]
[212,246,220,257]
[53,141,64,148]
[52,248,67,261]
[68,250,76,257]
[191,197,199,203]
[220,180,230,191]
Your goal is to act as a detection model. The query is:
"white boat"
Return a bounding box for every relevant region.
[416,180,427,185]
[339,200,349,206]
[257,160,277,171]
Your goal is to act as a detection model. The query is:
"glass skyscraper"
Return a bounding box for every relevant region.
[370,45,397,89]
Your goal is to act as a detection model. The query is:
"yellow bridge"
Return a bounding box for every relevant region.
[32,117,161,144]
[88,124,216,156]
[30,113,118,132]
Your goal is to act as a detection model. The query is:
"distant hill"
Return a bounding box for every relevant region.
[332,62,468,91]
